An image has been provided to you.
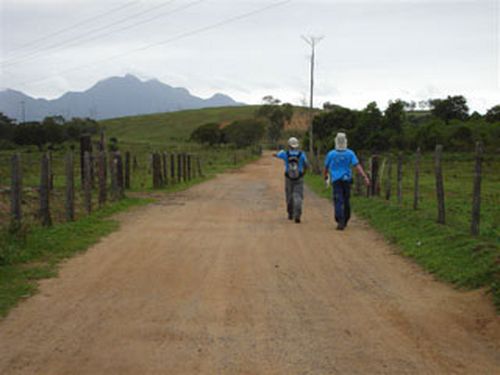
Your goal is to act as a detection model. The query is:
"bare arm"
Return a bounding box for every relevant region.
[355,164,370,186]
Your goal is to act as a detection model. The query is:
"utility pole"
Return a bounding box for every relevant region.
[302,35,323,161]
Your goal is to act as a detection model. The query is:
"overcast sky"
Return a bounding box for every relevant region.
[0,0,498,112]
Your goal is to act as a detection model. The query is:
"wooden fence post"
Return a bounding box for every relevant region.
[99,130,106,151]
[379,157,387,196]
[83,151,92,214]
[159,153,164,187]
[125,151,131,189]
[366,156,372,197]
[177,153,182,183]
[191,155,198,178]
[65,152,75,221]
[151,153,156,188]
[471,141,483,236]
[182,153,188,182]
[370,155,379,197]
[98,151,107,207]
[90,153,95,189]
[163,152,168,186]
[39,153,52,226]
[397,153,403,205]
[151,153,157,188]
[385,156,392,201]
[115,152,124,198]
[435,145,445,224]
[80,134,92,185]
[109,153,118,201]
[10,154,22,227]
[187,154,192,181]
[48,151,54,191]
[413,147,421,210]
[170,153,176,183]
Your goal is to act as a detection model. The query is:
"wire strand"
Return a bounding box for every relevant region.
[1,0,180,66]
[7,0,293,89]
[3,1,140,57]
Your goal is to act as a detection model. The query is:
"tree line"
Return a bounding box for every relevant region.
[189,95,499,152]
[309,95,500,153]
[0,114,100,151]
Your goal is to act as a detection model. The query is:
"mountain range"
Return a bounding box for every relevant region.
[0,74,244,122]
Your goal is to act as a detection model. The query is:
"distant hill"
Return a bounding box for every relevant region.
[102,105,259,145]
[0,74,244,122]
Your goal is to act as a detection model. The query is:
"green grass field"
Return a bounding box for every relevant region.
[101,105,259,144]
[306,151,500,309]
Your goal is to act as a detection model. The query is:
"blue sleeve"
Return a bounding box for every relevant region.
[276,150,286,160]
[351,150,359,166]
[301,152,308,166]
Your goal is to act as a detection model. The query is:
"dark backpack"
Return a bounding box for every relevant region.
[286,151,303,180]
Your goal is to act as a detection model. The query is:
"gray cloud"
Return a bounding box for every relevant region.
[1,0,498,112]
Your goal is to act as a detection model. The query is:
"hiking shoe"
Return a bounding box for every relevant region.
[295,217,301,223]
[288,214,293,220]
[336,223,345,230]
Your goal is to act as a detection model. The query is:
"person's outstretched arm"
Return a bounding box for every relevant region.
[273,150,285,158]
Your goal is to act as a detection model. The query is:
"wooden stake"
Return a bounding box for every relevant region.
[10,154,22,226]
[83,151,92,214]
[65,152,75,221]
[125,151,131,189]
[434,145,445,224]
[98,151,107,207]
[397,153,403,205]
[385,157,392,201]
[170,153,176,183]
[413,147,420,210]
[39,153,52,226]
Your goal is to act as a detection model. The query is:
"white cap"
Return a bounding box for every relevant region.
[335,132,347,150]
[288,137,299,149]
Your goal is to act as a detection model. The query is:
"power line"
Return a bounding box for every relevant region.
[2,0,206,69]
[8,0,293,89]
[1,0,180,67]
[3,1,140,56]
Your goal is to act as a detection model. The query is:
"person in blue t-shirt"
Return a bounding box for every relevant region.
[323,132,370,230]
[273,137,308,223]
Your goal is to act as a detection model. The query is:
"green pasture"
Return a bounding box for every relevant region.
[101,105,258,144]
[306,151,500,309]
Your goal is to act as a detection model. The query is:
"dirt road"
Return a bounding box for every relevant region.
[1,155,499,374]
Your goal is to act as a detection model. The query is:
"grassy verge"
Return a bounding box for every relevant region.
[305,174,500,311]
[0,198,151,317]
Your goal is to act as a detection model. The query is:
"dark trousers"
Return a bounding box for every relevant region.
[285,176,304,219]
[332,180,351,225]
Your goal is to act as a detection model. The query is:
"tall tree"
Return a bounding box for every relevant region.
[485,105,500,123]
[384,99,406,132]
[256,96,293,145]
[430,95,469,123]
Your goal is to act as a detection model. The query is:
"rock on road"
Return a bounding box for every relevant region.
[1,155,499,374]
